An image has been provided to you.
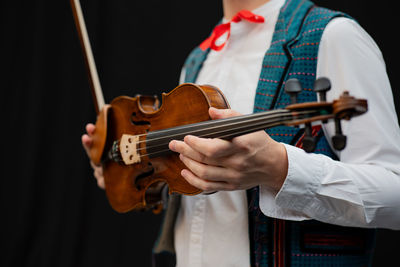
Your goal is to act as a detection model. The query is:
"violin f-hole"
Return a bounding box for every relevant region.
[130,112,151,126]
[135,162,155,190]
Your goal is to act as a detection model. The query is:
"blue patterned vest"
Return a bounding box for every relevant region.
[180,0,376,266]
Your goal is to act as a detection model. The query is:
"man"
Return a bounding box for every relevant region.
[82,0,400,266]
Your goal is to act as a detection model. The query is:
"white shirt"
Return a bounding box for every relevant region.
[174,0,400,266]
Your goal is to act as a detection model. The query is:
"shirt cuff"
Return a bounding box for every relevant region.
[259,144,325,220]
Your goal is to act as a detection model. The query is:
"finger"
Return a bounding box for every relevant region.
[86,123,96,135]
[90,160,102,169]
[169,140,218,165]
[181,169,234,191]
[92,164,105,189]
[97,178,105,189]
[94,168,100,179]
[209,107,242,120]
[82,133,92,147]
[94,166,103,179]
[184,135,235,159]
[179,154,237,183]
[81,135,93,158]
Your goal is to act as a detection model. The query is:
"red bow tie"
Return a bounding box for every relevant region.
[199,10,265,51]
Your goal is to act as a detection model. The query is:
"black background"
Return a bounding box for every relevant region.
[1,1,399,267]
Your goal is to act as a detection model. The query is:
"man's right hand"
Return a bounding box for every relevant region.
[81,123,105,189]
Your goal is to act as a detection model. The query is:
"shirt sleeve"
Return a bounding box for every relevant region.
[259,17,400,230]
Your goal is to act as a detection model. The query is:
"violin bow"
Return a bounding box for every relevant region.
[70,0,105,114]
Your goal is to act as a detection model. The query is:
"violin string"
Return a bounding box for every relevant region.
[134,111,292,152]
[114,109,316,162]
[137,119,290,159]
[126,109,288,140]
[135,110,319,159]
[135,109,297,148]
[135,109,315,152]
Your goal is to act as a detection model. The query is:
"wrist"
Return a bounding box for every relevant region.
[261,141,288,193]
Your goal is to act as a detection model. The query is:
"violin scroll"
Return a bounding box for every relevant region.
[332,91,368,119]
[331,91,367,150]
[285,78,368,152]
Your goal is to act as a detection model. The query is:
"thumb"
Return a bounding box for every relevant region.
[209,107,242,120]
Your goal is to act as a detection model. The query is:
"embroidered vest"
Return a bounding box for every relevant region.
[153,0,375,266]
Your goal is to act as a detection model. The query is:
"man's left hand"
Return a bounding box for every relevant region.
[169,107,289,193]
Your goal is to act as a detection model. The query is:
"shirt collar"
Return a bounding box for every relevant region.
[222,0,285,24]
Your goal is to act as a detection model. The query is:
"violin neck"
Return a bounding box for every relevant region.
[145,109,294,158]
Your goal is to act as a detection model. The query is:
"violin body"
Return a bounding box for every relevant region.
[89,84,229,213]
[88,82,368,213]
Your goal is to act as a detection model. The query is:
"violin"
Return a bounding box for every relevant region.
[70,1,368,214]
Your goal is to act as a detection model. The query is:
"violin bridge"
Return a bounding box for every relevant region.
[119,134,141,165]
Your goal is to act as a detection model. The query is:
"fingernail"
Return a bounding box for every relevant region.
[211,107,220,114]
[169,140,176,151]
[184,135,195,143]
[181,169,188,177]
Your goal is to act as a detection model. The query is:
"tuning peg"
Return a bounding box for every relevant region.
[285,79,302,104]
[313,77,331,102]
[302,123,316,152]
[332,118,347,150]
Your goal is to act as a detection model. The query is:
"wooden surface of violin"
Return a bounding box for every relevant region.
[89,83,229,213]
